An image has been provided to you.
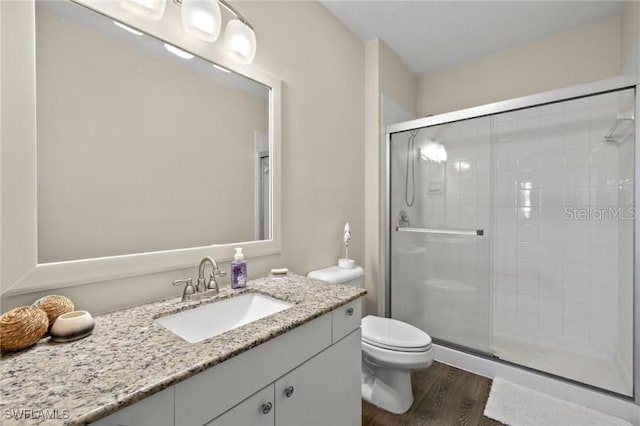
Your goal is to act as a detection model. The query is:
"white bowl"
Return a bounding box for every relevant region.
[50,310,95,342]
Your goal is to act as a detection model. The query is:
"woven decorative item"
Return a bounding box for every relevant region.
[33,295,74,329]
[0,306,49,351]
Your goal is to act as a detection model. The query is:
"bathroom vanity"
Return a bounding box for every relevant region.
[0,275,365,425]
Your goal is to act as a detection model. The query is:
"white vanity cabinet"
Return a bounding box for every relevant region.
[207,384,275,426]
[274,329,361,426]
[90,298,362,426]
[91,387,174,426]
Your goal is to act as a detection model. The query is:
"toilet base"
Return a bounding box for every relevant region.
[361,361,414,414]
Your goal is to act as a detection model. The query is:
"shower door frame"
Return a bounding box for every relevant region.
[382,74,640,402]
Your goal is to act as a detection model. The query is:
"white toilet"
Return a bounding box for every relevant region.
[308,264,433,414]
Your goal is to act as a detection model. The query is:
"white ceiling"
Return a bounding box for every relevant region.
[320,1,625,76]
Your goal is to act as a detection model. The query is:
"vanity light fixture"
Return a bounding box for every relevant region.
[113,21,144,35]
[122,0,166,20]
[224,17,256,64]
[213,64,232,73]
[164,43,195,59]
[180,0,222,42]
[173,0,257,64]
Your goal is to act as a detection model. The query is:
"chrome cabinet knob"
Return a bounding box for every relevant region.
[284,386,294,398]
[261,402,272,415]
[346,307,354,316]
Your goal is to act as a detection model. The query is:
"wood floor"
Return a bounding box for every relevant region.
[362,362,504,426]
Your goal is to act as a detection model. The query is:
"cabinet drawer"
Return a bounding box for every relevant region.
[207,384,274,426]
[331,298,361,343]
[91,387,174,426]
[175,313,332,426]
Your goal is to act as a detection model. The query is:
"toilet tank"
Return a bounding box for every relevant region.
[307,265,364,288]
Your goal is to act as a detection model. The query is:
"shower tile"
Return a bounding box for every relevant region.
[589,245,617,267]
[563,167,590,188]
[517,188,540,207]
[494,273,516,292]
[517,171,541,189]
[540,188,564,207]
[540,297,563,317]
[563,301,589,322]
[588,265,618,287]
[563,263,590,284]
[494,207,517,224]
[563,320,589,344]
[516,276,539,296]
[517,294,539,313]
[563,283,589,304]
[540,150,564,169]
[540,206,566,225]
[517,241,539,259]
[496,292,516,308]
[589,284,618,309]
[539,169,565,188]
[495,307,517,324]
[590,166,620,187]
[564,148,591,168]
[517,225,539,243]
[495,223,517,241]
[540,316,563,337]
[495,257,517,276]
[539,261,563,281]
[538,243,564,261]
[517,152,541,171]
[564,187,590,207]
[494,240,517,258]
[589,325,616,348]
[588,305,617,328]
[564,225,590,245]
[590,145,619,167]
[516,311,539,331]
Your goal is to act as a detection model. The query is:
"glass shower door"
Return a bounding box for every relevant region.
[389,116,493,354]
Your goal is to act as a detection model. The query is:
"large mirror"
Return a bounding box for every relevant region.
[37,1,270,263]
[0,0,281,295]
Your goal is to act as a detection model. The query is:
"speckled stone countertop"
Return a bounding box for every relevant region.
[0,274,366,425]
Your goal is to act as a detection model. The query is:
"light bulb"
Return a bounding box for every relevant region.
[121,0,166,20]
[181,0,222,42]
[224,19,256,64]
[113,21,143,36]
[164,43,194,59]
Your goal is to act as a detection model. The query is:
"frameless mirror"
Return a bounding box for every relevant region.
[35,1,271,263]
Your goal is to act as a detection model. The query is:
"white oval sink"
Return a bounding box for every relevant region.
[155,293,294,343]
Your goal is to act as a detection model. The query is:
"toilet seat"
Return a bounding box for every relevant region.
[361,315,432,352]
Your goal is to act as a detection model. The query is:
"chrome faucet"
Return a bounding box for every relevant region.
[197,256,227,294]
[171,257,227,302]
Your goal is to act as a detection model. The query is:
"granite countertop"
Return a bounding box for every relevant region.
[0,273,366,425]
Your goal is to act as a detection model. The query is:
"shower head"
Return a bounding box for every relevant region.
[603,111,634,144]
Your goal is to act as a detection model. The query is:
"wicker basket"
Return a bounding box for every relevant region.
[0,306,49,351]
[33,295,74,329]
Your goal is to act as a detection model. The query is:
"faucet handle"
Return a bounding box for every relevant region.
[172,278,196,301]
[215,269,227,277]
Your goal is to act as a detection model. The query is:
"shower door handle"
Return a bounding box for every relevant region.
[395,226,484,236]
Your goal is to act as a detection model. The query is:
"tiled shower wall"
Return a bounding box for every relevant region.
[492,90,634,365]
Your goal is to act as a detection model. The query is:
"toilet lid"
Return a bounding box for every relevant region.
[361,316,432,352]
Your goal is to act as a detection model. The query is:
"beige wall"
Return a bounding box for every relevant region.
[2,1,365,314]
[364,39,417,315]
[417,16,622,116]
[37,9,267,262]
[622,1,640,72]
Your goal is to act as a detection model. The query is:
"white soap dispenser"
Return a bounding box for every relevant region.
[231,247,247,289]
[338,222,355,269]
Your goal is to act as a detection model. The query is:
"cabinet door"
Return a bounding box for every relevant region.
[207,384,274,426]
[91,387,174,426]
[275,329,361,426]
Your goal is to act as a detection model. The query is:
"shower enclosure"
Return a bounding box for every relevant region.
[384,76,637,397]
